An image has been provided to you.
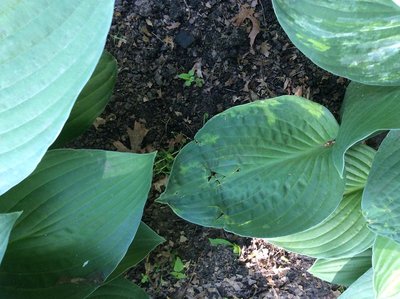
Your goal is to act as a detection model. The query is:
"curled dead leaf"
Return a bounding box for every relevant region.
[232,5,260,51]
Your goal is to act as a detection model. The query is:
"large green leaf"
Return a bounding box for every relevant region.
[332,82,400,175]
[373,236,400,298]
[0,212,21,265]
[363,130,400,242]
[158,96,344,238]
[87,277,148,299]
[108,222,165,281]
[272,0,400,85]
[0,0,114,195]
[52,51,117,148]
[268,145,376,259]
[339,268,374,299]
[308,249,372,287]
[0,149,155,299]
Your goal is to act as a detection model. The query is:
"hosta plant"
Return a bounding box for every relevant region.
[0,1,162,298]
[159,1,400,297]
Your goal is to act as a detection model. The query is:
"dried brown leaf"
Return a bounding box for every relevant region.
[127,121,149,152]
[247,16,260,49]
[154,175,168,192]
[163,36,175,49]
[93,117,106,130]
[113,141,130,152]
[166,22,181,30]
[232,5,260,50]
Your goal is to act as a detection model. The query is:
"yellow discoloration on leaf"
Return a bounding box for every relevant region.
[295,34,330,52]
[199,133,219,145]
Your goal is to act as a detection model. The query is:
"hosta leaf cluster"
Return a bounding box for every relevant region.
[0,1,162,298]
[160,0,400,297]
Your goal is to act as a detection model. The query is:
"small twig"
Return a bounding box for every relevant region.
[181,0,191,20]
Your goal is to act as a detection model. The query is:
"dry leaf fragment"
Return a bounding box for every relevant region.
[232,5,260,50]
[145,19,153,26]
[163,36,175,49]
[113,141,130,152]
[294,86,303,97]
[93,117,106,130]
[140,25,152,37]
[260,41,271,57]
[127,121,149,152]
[166,22,181,30]
[113,121,149,153]
[154,176,168,192]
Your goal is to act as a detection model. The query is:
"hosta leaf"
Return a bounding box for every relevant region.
[373,236,400,298]
[269,145,376,259]
[308,249,372,287]
[363,130,400,242]
[52,51,117,148]
[87,277,148,299]
[272,0,400,85]
[332,82,400,175]
[0,0,114,195]
[0,150,155,299]
[0,212,21,264]
[107,222,164,281]
[339,268,374,299]
[158,96,344,238]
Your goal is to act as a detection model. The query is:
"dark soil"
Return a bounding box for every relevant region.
[71,0,348,298]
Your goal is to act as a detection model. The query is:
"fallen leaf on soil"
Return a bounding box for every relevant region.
[145,19,153,26]
[154,176,168,192]
[260,41,271,57]
[93,117,106,130]
[140,25,152,37]
[166,22,181,30]
[113,121,149,153]
[232,5,260,51]
[163,36,175,49]
[192,60,204,79]
[294,86,303,97]
[128,121,149,152]
[112,140,131,152]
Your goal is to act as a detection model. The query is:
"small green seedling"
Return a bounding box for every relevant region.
[140,273,149,284]
[171,256,187,279]
[178,69,205,87]
[154,150,177,176]
[209,238,241,256]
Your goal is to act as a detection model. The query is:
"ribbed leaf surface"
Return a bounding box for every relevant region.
[339,268,374,299]
[0,213,20,265]
[269,145,375,258]
[309,249,372,287]
[159,96,343,238]
[0,150,154,299]
[373,236,400,298]
[333,82,400,174]
[52,51,117,148]
[272,0,400,85]
[0,0,114,195]
[363,131,400,242]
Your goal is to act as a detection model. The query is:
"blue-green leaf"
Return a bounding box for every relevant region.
[159,96,343,238]
[309,249,372,287]
[272,0,400,85]
[87,277,148,299]
[333,83,400,175]
[269,145,376,259]
[0,0,114,195]
[363,130,400,242]
[52,51,117,148]
[0,149,155,299]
